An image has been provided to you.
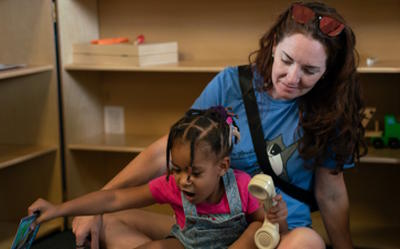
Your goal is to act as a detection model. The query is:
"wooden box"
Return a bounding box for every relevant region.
[73,42,178,66]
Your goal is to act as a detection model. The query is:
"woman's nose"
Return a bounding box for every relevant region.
[286,65,301,85]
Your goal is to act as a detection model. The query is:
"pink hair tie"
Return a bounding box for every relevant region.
[226,116,233,125]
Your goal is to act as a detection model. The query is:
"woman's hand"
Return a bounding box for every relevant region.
[28,198,57,224]
[72,215,103,249]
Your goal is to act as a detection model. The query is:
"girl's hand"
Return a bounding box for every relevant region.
[266,194,288,224]
[72,215,103,249]
[28,198,58,224]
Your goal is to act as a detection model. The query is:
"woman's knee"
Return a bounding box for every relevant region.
[279,227,325,249]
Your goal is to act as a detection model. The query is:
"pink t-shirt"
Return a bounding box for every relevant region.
[148,169,260,229]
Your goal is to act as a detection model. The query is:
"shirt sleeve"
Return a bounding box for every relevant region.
[192,66,237,109]
[319,147,355,170]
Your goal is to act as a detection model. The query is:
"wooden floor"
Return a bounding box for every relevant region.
[32,230,75,249]
[32,229,384,249]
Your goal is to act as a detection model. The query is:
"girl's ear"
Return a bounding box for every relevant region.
[218,156,230,176]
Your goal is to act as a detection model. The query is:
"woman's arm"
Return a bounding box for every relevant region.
[71,135,168,247]
[315,166,352,249]
[103,135,168,190]
[29,184,156,224]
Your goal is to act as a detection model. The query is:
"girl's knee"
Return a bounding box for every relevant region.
[279,227,325,249]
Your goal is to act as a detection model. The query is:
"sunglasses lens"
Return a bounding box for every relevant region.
[319,16,345,36]
[292,4,315,24]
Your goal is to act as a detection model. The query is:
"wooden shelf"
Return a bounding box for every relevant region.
[0,145,57,170]
[358,66,400,74]
[360,147,400,164]
[69,137,400,164]
[0,219,62,249]
[357,58,400,73]
[0,65,53,80]
[65,60,400,74]
[65,59,247,73]
[68,133,160,153]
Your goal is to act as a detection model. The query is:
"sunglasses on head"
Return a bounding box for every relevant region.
[291,3,345,37]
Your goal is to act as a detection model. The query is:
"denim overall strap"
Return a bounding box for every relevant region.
[169,169,248,249]
[223,168,243,215]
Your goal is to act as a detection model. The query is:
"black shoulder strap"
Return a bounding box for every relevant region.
[238,65,318,212]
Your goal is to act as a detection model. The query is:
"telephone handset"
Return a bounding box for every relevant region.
[248,174,280,249]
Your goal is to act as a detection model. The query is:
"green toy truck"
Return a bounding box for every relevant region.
[371,115,400,149]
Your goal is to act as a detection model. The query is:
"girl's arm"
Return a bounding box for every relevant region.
[267,194,288,233]
[246,206,265,223]
[245,194,288,233]
[228,221,263,249]
[28,184,155,224]
[228,207,264,249]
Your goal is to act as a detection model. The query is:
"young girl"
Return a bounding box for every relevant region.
[29,106,288,249]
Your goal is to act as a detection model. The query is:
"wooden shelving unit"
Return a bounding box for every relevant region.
[55,0,400,248]
[0,1,63,248]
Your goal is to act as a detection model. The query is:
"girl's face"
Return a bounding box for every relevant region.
[270,33,327,100]
[170,141,228,205]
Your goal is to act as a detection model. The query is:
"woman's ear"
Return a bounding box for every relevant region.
[218,156,230,176]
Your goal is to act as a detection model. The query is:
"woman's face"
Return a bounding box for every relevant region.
[270,33,327,100]
[170,141,227,205]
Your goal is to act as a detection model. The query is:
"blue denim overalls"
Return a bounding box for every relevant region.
[170,169,248,249]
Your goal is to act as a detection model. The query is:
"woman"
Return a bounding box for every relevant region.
[72,2,365,249]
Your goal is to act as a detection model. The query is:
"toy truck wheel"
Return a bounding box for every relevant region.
[388,138,400,149]
[372,138,385,149]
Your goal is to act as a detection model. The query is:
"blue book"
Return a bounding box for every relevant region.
[11,213,40,249]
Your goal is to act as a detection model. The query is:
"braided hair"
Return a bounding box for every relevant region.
[166,106,240,180]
